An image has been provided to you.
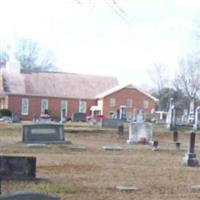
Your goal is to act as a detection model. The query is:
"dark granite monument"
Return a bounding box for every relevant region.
[173,131,178,143]
[101,119,123,128]
[0,156,36,180]
[182,131,199,166]
[72,112,86,122]
[22,123,65,143]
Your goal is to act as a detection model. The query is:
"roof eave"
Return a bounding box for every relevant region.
[5,92,96,100]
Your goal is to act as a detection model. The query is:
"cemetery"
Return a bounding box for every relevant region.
[0,118,200,200]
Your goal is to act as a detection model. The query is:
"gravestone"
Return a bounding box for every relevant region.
[117,124,124,137]
[152,141,159,151]
[22,123,66,143]
[101,119,123,128]
[0,193,59,200]
[191,185,200,191]
[181,109,188,125]
[39,114,51,123]
[182,131,199,166]
[132,109,144,122]
[172,131,181,149]
[166,98,176,130]
[11,113,20,123]
[0,156,36,180]
[193,106,200,130]
[175,142,181,149]
[72,112,86,122]
[127,122,152,144]
[173,131,178,142]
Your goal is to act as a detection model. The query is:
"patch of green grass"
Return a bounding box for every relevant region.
[36,184,78,194]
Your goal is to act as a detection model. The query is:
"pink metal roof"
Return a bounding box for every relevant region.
[1,70,118,99]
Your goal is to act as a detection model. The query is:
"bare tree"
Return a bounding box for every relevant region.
[174,55,200,115]
[37,50,57,71]
[15,38,56,71]
[149,62,169,96]
[0,48,9,68]
[15,38,40,69]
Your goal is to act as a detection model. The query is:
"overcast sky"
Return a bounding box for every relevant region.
[0,0,200,88]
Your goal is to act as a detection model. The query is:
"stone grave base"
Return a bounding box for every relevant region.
[26,143,47,148]
[191,185,200,191]
[182,153,199,166]
[116,185,138,192]
[25,140,71,144]
[67,144,87,151]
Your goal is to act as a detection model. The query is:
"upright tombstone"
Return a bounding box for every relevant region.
[181,109,188,125]
[152,140,159,151]
[132,109,144,122]
[0,156,36,180]
[188,98,195,123]
[117,123,124,137]
[136,110,144,122]
[22,123,66,143]
[72,112,86,122]
[166,98,176,130]
[0,193,59,200]
[127,122,152,144]
[170,105,176,130]
[193,106,200,131]
[173,131,178,143]
[182,131,199,166]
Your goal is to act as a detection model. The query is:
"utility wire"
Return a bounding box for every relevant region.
[104,0,132,27]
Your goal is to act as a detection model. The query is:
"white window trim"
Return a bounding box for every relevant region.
[79,100,87,113]
[127,99,133,108]
[143,100,149,109]
[109,98,116,107]
[61,100,68,116]
[21,98,29,115]
[41,99,48,114]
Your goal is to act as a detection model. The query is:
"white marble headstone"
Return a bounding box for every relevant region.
[127,122,152,144]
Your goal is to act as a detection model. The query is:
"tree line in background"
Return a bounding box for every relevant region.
[150,56,200,114]
[0,38,57,71]
[149,21,200,114]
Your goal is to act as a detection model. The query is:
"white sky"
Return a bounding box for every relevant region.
[0,0,200,88]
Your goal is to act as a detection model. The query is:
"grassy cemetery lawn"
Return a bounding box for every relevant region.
[1,122,200,199]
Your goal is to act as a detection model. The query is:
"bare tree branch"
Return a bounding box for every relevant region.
[148,62,169,95]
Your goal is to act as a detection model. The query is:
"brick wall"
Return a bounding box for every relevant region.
[102,88,156,118]
[6,88,156,121]
[7,95,96,121]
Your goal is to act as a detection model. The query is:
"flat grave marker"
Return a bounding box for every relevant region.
[116,185,138,192]
[102,144,123,151]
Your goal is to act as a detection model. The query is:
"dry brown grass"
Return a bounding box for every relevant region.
[1,122,200,199]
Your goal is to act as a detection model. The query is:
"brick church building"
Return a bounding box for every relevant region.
[0,68,157,121]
